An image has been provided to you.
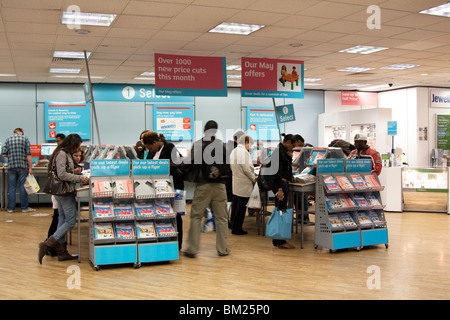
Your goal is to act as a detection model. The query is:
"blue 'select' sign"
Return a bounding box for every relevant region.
[276,104,296,124]
[92,84,194,102]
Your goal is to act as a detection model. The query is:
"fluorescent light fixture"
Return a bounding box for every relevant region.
[61,11,117,27]
[209,22,264,35]
[338,67,375,72]
[49,75,104,79]
[134,77,155,80]
[304,83,323,86]
[0,73,16,77]
[49,68,81,74]
[304,78,323,82]
[419,3,450,17]
[344,83,369,87]
[140,72,155,76]
[53,51,91,59]
[339,45,388,54]
[227,74,241,79]
[226,65,241,71]
[381,64,420,70]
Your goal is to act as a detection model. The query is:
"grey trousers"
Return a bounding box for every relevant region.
[186,183,228,255]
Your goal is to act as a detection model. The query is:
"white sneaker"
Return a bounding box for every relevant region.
[7,209,14,213]
[22,207,36,213]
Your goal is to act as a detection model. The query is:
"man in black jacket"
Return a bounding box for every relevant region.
[183,120,231,258]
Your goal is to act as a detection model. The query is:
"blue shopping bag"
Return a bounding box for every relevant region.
[265,208,293,240]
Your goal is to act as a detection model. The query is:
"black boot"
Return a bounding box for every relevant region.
[38,236,58,264]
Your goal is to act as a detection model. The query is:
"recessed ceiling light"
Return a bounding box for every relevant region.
[209,22,264,35]
[381,64,420,70]
[419,3,450,17]
[53,51,91,59]
[421,73,428,76]
[140,72,155,76]
[339,45,388,54]
[304,78,323,82]
[49,68,81,74]
[61,11,117,27]
[338,67,375,72]
[226,65,241,71]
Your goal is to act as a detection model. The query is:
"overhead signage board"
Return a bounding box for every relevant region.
[246,106,279,141]
[341,91,378,106]
[153,104,194,141]
[92,84,193,102]
[241,57,304,99]
[155,53,227,97]
[430,89,450,108]
[275,104,296,124]
[44,101,91,141]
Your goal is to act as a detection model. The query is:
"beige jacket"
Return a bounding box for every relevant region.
[229,144,256,198]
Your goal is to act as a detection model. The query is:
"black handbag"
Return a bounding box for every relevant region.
[43,151,76,196]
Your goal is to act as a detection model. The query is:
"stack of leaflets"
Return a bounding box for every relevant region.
[92,179,113,197]
[328,215,345,232]
[353,194,371,208]
[93,202,114,220]
[323,175,341,192]
[338,194,357,209]
[293,173,316,184]
[363,174,383,190]
[134,179,156,200]
[340,212,358,230]
[134,202,155,219]
[368,211,386,228]
[136,221,157,239]
[115,223,135,240]
[326,195,342,212]
[365,194,382,207]
[336,175,356,192]
[113,179,134,198]
[155,222,177,237]
[356,212,373,229]
[93,223,114,241]
[350,174,368,190]
[154,179,175,198]
[113,203,135,220]
[155,199,174,217]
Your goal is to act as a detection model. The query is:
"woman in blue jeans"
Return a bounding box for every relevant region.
[38,134,89,264]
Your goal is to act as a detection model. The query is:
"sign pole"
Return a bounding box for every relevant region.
[272,98,282,141]
[84,50,101,146]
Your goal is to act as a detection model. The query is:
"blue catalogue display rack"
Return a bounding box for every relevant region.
[88,159,178,270]
[314,158,389,252]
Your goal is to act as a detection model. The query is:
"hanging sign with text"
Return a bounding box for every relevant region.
[155,53,227,97]
[241,57,304,99]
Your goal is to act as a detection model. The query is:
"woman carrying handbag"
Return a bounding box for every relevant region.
[38,134,89,264]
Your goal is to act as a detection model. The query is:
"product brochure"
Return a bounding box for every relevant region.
[136,221,157,239]
[323,175,341,192]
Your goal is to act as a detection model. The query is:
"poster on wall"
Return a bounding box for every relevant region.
[436,114,450,150]
[154,53,227,97]
[246,106,279,141]
[44,101,91,141]
[153,104,194,141]
[241,57,304,99]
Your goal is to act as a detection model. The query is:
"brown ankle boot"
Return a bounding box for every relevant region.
[38,236,58,264]
[56,242,77,261]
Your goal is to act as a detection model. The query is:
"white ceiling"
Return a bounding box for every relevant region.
[1,0,450,91]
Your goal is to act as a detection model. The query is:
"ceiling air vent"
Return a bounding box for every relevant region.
[52,57,85,64]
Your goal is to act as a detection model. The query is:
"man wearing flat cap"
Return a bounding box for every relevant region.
[347,133,382,176]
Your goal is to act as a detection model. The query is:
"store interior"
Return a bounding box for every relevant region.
[1,1,450,302]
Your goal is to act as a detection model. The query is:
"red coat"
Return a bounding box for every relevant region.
[348,147,382,176]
